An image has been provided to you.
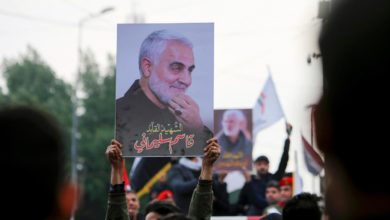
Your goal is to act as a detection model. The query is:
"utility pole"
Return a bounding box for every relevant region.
[71,5,115,188]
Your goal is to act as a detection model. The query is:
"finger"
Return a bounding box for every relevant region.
[111,145,121,154]
[168,101,183,112]
[177,94,196,106]
[105,145,111,155]
[108,147,117,159]
[107,149,117,161]
[203,146,211,155]
[206,137,218,144]
[209,148,220,157]
[106,145,115,155]
[213,143,221,152]
[111,139,122,148]
[209,146,220,156]
[108,146,119,161]
[115,148,122,161]
[168,106,176,115]
[205,141,216,150]
[209,146,220,154]
[168,106,187,124]
[171,96,190,109]
[204,145,215,156]
[205,146,219,159]
[168,105,184,118]
[207,141,219,151]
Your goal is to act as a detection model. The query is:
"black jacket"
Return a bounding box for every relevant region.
[237,138,290,215]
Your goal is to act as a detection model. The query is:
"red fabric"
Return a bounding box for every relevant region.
[279,176,293,186]
[156,190,174,201]
[122,161,131,191]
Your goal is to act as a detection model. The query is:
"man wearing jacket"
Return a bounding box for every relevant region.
[237,122,292,215]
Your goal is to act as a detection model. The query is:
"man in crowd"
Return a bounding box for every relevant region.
[167,156,202,214]
[278,173,293,207]
[283,193,322,220]
[316,0,390,219]
[237,122,292,215]
[126,190,144,220]
[0,106,78,219]
[263,181,283,215]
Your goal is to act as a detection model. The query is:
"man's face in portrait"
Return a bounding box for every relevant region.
[148,41,195,104]
[222,114,240,137]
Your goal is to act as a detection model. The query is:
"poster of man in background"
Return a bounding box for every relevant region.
[116,23,214,157]
[214,109,253,171]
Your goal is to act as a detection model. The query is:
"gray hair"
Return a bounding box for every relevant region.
[222,109,245,121]
[138,30,193,75]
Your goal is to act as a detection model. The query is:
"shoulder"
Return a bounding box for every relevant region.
[116,80,141,109]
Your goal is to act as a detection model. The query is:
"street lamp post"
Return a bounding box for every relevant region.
[71,6,114,184]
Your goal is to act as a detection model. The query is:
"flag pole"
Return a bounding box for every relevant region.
[312,175,316,193]
[266,65,287,120]
[310,105,316,194]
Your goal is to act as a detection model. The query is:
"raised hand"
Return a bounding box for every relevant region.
[105,139,123,171]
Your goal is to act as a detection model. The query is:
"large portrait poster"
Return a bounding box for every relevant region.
[116,23,214,157]
[214,109,253,171]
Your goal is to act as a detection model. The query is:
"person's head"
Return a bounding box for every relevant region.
[144,200,181,220]
[279,175,293,202]
[266,181,281,205]
[160,213,193,220]
[155,190,175,205]
[283,193,322,220]
[254,155,269,175]
[126,190,140,216]
[262,213,283,220]
[222,110,245,137]
[0,106,77,219]
[318,0,390,218]
[139,30,195,104]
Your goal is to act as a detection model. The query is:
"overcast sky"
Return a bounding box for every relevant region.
[0,0,324,193]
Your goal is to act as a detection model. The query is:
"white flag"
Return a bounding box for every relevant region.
[253,74,284,135]
[293,150,303,195]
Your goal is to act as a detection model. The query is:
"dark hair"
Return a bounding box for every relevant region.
[254,155,269,164]
[126,189,137,194]
[160,213,193,220]
[262,213,283,220]
[319,0,390,195]
[283,193,322,220]
[266,180,280,190]
[145,200,181,216]
[0,106,65,219]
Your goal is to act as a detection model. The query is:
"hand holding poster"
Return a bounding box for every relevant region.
[214,109,253,172]
[116,23,214,157]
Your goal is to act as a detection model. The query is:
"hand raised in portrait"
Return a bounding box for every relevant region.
[168,94,203,131]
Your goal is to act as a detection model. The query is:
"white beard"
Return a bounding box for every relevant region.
[148,71,188,104]
[223,125,240,137]
[149,71,172,104]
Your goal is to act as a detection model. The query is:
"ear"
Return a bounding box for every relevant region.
[141,57,153,78]
[57,182,79,219]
